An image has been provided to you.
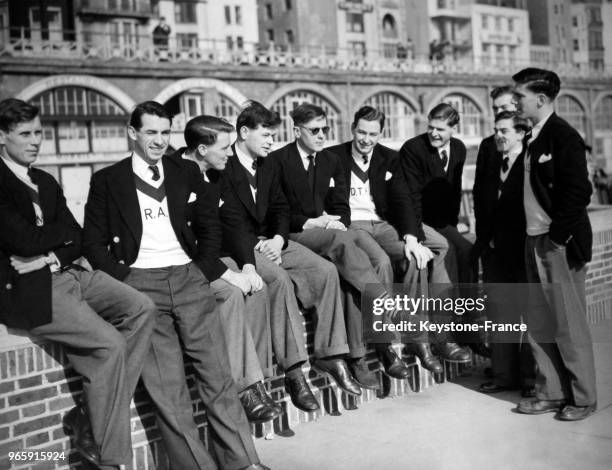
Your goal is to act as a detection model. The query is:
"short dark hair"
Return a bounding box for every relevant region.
[352,106,385,130]
[236,100,281,133]
[427,103,460,127]
[129,101,172,129]
[0,98,40,132]
[184,115,234,151]
[290,103,326,127]
[494,110,531,133]
[512,68,561,100]
[490,85,514,100]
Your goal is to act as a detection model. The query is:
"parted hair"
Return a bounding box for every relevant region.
[427,102,460,127]
[0,99,40,132]
[236,100,281,133]
[129,101,172,129]
[494,110,531,133]
[290,103,326,126]
[352,106,385,130]
[512,68,561,100]
[184,115,234,151]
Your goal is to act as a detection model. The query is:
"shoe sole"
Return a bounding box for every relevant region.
[557,408,596,421]
[517,405,565,415]
[284,385,321,413]
[312,365,363,396]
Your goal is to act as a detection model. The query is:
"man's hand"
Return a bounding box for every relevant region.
[403,235,434,270]
[303,214,342,230]
[242,263,264,291]
[257,235,284,264]
[221,269,253,295]
[10,254,51,274]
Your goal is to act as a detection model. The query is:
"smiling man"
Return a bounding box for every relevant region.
[0,98,156,470]
[83,101,267,470]
[512,68,596,421]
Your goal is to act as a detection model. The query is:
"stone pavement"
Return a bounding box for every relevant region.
[254,320,612,470]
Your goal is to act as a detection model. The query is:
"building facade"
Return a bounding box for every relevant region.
[571,1,605,72]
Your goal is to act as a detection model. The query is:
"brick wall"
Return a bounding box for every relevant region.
[2,208,611,469]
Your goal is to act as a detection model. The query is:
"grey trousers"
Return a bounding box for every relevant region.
[31,268,155,467]
[211,257,272,390]
[255,240,349,370]
[124,263,259,470]
[525,234,597,406]
[421,223,451,285]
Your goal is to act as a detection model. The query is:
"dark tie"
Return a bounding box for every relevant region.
[27,166,35,183]
[251,159,258,171]
[502,156,510,173]
[362,155,368,165]
[440,150,448,171]
[307,155,315,192]
[149,165,160,181]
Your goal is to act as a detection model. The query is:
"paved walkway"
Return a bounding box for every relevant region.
[254,320,612,470]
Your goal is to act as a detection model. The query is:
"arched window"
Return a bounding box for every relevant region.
[270,90,340,145]
[441,94,483,143]
[594,95,612,131]
[594,95,612,159]
[30,87,129,156]
[364,92,416,145]
[382,14,398,39]
[557,95,586,136]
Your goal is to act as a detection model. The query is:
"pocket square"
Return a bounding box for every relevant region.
[329,178,335,188]
[538,154,552,163]
[385,171,393,181]
[188,192,197,203]
[219,199,224,208]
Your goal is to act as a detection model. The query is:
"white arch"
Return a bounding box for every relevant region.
[16,75,135,111]
[153,78,248,107]
[557,91,588,113]
[592,91,612,113]
[264,83,343,112]
[427,88,487,114]
[356,86,420,114]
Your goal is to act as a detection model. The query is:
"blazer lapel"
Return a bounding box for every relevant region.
[110,156,142,243]
[0,161,37,223]
[256,159,272,222]
[163,156,187,237]
[228,150,257,219]
[287,143,314,212]
[313,152,331,215]
[369,146,386,208]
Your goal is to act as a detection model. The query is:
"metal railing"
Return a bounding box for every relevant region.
[2,26,612,78]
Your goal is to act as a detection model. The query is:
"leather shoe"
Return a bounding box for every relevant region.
[240,385,281,424]
[64,405,101,466]
[469,342,491,358]
[517,398,566,415]
[314,358,362,395]
[285,374,320,412]
[479,382,515,394]
[521,386,536,398]
[558,404,596,421]
[255,381,283,415]
[434,342,472,363]
[379,346,411,379]
[347,357,380,390]
[240,464,271,470]
[410,343,443,374]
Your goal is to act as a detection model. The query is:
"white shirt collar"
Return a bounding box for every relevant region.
[437,142,451,158]
[502,145,523,173]
[1,155,36,188]
[529,110,554,144]
[235,143,257,175]
[351,142,373,168]
[296,141,317,170]
[132,153,164,187]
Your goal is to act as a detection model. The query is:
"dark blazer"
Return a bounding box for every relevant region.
[0,159,81,329]
[399,133,466,229]
[525,112,592,268]
[472,135,526,270]
[326,141,424,240]
[83,154,227,282]
[269,141,350,232]
[167,148,257,268]
[217,145,291,265]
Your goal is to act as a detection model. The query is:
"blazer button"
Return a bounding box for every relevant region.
[119,260,125,265]
[113,236,120,243]
[5,283,12,290]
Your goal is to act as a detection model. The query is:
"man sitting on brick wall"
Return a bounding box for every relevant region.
[0,98,156,470]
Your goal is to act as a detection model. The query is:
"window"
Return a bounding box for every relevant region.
[286,29,294,44]
[285,0,292,10]
[572,16,578,27]
[175,1,197,24]
[236,36,244,49]
[177,33,198,49]
[595,96,612,131]
[554,4,558,15]
[225,5,231,25]
[347,13,364,33]
[557,95,586,135]
[266,29,275,42]
[482,15,488,29]
[442,94,483,139]
[574,38,579,51]
[495,16,501,31]
[508,18,514,32]
[364,92,416,142]
[235,6,242,25]
[382,14,397,39]
[437,0,445,8]
[265,3,273,20]
[226,36,234,50]
[349,41,366,57]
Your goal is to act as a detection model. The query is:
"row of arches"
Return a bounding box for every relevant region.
[16,75,612,157]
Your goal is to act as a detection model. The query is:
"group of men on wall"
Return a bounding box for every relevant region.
[0,67,597,470]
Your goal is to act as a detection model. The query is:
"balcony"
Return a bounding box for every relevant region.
[77,0,153,20]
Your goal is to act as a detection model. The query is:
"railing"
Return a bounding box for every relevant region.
[2,26,612,78]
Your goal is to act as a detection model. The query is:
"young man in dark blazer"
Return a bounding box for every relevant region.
[513,68,596,421]
[0,99,155,470]
[326,105,443,374]
[472,108,535,396]
[172,115,281,425]
[270,102,399,388]
[217,102,360,408]
[399,103,473,362]
[83,101,267,470]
